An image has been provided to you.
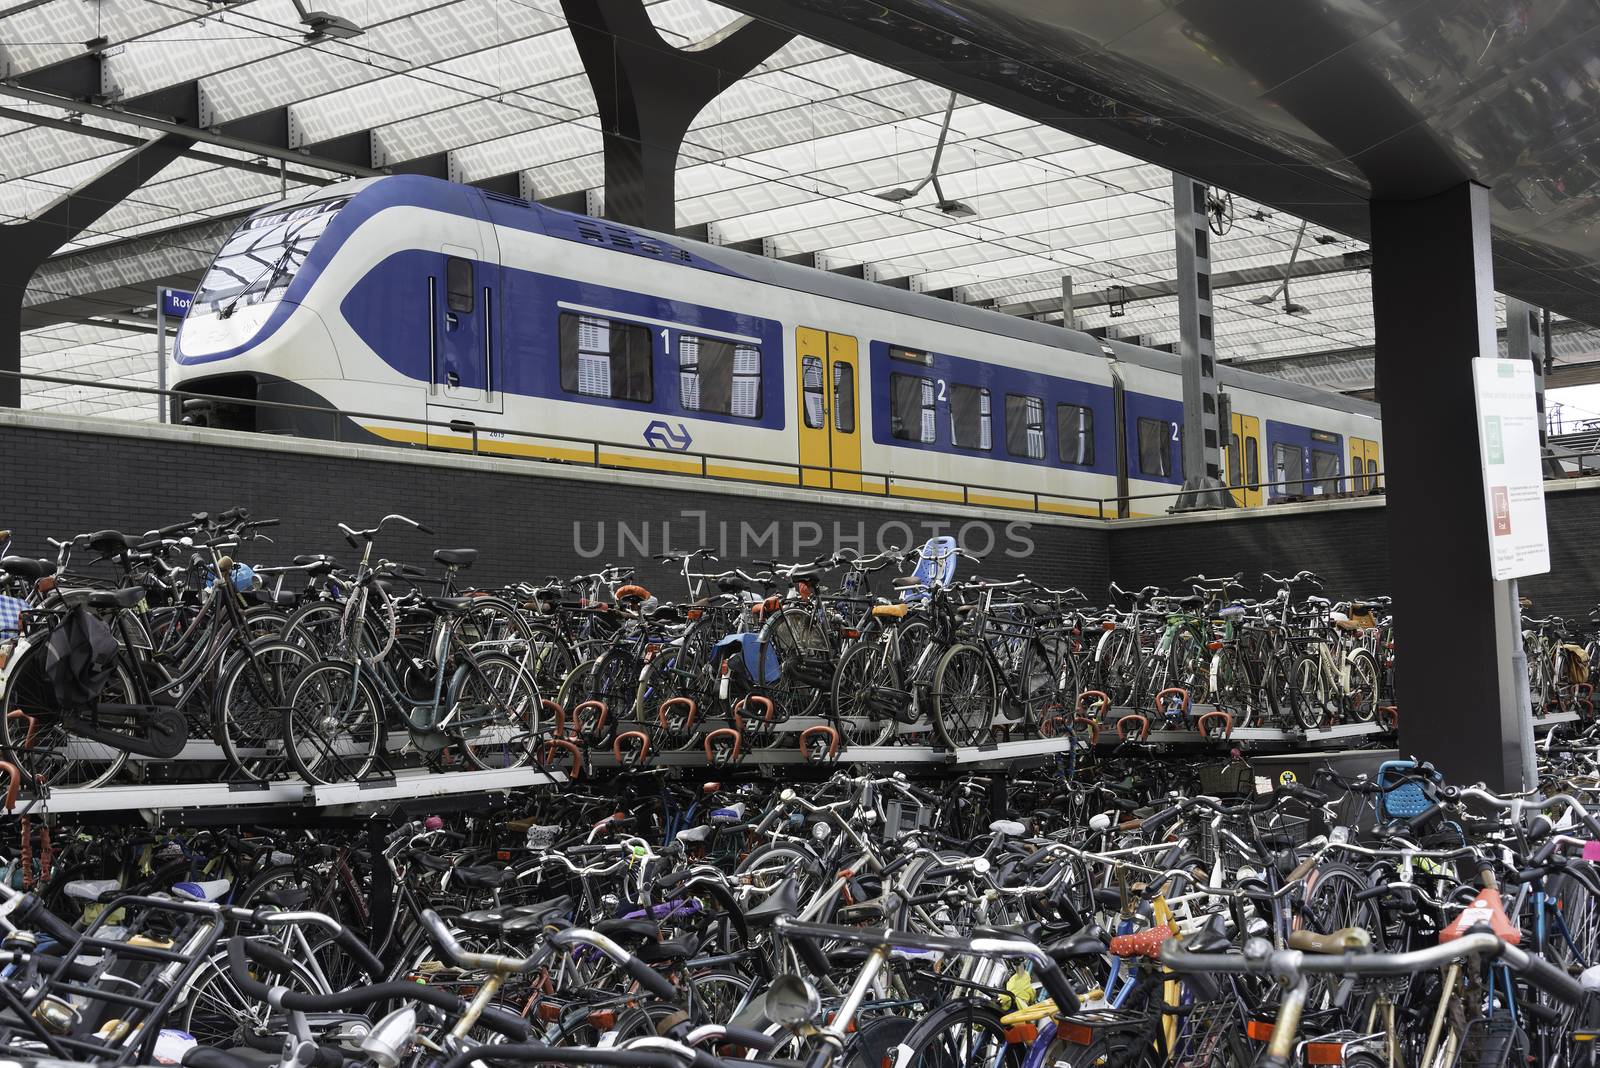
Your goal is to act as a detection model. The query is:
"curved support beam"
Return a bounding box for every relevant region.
[560,0,791,231]
[0,132,193,407]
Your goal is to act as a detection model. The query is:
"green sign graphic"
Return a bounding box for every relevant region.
[1485,415,1504,464]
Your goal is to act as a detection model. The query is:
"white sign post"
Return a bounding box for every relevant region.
[1471,358,1549,580]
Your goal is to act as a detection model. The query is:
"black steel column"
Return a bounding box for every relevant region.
[561,0,791,232]
[0,133,191,407]
[1371,181,1526,789]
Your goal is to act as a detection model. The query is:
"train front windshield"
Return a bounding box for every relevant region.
[193,196,350,314]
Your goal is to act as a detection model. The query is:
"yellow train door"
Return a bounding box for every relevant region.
[796,328,861,490]
[1227,413,1263,507]
[1350,437,1380,493]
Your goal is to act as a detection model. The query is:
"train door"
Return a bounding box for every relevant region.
[427,246,502,446]
[796,328,861,490]
[1350,437,1380,493]
[1227,412,1263,507]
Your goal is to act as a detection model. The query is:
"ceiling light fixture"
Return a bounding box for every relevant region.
[289,0,363,41]
[873,91,976,218]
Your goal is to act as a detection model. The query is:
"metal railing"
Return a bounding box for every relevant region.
[3,369,1386,521]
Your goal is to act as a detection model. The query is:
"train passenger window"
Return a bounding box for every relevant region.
[1057,404,1094,466]
[679,334,760,418]
[833,363,855,433]
[1137,418,1172,478]
[558,312,653,403]
[949,384,992,451]
[890,373,935,443]
[1368,458,1378,489]
[446,257,474,313]
[1311,449,1341,495]
[802,357,825,428]
[1005,394,1045,459]
[1246,437,1259,488]
[1273,443,1304,495]
[1227,433,1241,486]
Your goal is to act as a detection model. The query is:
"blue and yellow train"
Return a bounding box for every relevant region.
[171,175,1381,516]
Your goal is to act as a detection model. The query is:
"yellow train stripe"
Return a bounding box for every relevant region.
[360,422,1171,520]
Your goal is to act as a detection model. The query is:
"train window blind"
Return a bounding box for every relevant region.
[1137,418,1172,477]
[559,312,653,403]
[949,384,991,451]
[1246,437,1260,488]
[679,334,760,419]
[1228,433,1241,486]
[1005,394,1044,459]
[890,373,935,443]
[833,363,855,433]
[802,357,825,428]
[1273,442,1305,494]
[1311,449,1341,495]
[1057,404,1094,466]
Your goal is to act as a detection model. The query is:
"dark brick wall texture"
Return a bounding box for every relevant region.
[0,423,1109,598]
[4,420,1598,617]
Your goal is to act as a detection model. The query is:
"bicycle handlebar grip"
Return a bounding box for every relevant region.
[226,938,274,1001]
[1141,805,1182,838]
[1280,782,1329,806]
[15,893,81,947]
[331,922,384,981]
[1032,957,1082,1016]
[719,1025,779,1052]
[624,955,679,1002]
[1512,948,1586,1007]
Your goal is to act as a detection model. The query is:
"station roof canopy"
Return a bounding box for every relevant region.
[5,0,1599,417]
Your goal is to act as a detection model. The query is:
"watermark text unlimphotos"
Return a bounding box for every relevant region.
[572,510,1036,561]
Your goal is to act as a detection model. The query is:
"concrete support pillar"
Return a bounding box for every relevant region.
[0,133,191,408]
[561,0,791,232]
[1172,175,1228,509]
[1372,181,1528,790]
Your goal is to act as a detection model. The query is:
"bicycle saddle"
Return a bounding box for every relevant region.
[745,877,802,927]
[451,864,513,890]
[594,917,660,942]
[1046,927,1110,961]
[1,556,54,581]
[1287,927,1372,954]
[434,548,478,568]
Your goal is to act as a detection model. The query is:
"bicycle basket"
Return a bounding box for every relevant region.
[884,796,935,839]
[1451,1013,1522,1068]
[1197,762,1254,799]
[1377,759,1438,819]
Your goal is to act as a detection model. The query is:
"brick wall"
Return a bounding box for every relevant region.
[6,414,1598,618]
[0,416,1109,597]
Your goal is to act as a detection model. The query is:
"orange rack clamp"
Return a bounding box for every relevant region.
[1195,710,1233,739]
[1116,713,1150,742]
[658,696,698,733]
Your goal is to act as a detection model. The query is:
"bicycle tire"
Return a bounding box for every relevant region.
[282,659,387,785]
[931,642,998,749]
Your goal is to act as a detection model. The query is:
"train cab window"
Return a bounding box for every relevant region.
[802,357,825,428]
[1137,418,1174,478]
[833,363,855,433]
[890,373,935,443]
[1227,433,1241,486]
[1273,443,1305,495]
[679,334,760,419]
[1057,404,1094,466]
[1005,394,1045,459]
[1311,449,1341,495]
[1246,437,1259,488]
[446,257,474,313]
[559,312,653,403]
[949,384,991,451]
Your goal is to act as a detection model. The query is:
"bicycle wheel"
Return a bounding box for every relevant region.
[524,621,578,702]
[0,639,131,789]
[1208,646,1257,728]
[1167,622,1211,699]
[452,652,539,770]
[177,944,326,1048]
[1095,627,1139,706]
[1290,654,1326,729]
[931,642,998,748]
[214,639,316,781]
[892,998,1024,1068]
[1344,648,1379,722]
[282,660,386,784]
[763,607,832,719]
[831,642,895,746]
[279,600,346,657]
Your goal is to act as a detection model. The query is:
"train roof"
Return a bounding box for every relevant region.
[285,176,1380,420]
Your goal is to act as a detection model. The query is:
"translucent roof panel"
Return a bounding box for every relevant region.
[3,0,1483,418]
